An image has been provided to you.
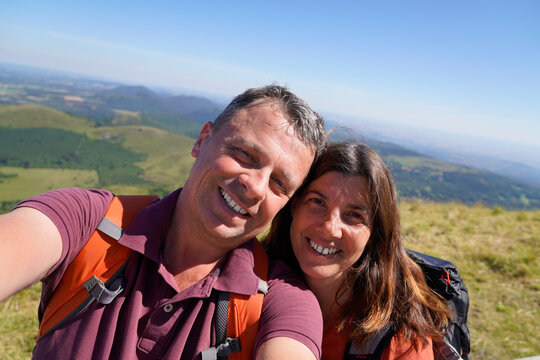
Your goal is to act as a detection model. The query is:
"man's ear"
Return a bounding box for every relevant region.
[192,122,214,158]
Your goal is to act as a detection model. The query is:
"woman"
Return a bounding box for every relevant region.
[263,142,452,360]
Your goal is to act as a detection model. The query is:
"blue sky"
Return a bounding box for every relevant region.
[1,0,539,148]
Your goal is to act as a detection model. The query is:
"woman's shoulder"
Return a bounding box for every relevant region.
[380,333,433,360]
[345,329,433,360]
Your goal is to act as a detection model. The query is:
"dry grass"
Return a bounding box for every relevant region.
[401,200,540,360]
[0,284,40,359]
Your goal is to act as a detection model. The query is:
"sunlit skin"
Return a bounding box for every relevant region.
[290,172,372,290]
[173,101,315,256]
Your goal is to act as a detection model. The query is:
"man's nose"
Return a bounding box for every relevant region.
[238,169,270,201]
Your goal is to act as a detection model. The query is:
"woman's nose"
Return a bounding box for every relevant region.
[320,211,342,239]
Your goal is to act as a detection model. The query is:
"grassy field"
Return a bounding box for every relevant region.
[0,201,538,359]
[0,166,99,201]
[401,201,540,360]
[1,106,196,192]
[0,104,93,132]
[87,125,195,188]
[386,154,476,173]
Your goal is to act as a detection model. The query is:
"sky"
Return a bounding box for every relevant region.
[1,0,539,148]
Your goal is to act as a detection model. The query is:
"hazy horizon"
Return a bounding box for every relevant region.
[1,0,539,149]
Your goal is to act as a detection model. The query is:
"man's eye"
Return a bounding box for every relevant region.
[272,177,287,194]
[234,148,252,162]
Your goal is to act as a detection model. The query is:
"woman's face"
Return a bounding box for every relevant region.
[290,171,372,285]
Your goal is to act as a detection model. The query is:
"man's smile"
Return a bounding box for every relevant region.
[220,188,249,216]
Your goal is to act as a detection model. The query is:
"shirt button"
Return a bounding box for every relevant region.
[163,304,173,313]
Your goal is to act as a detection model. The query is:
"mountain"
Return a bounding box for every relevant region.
[327,129,540,209]
[1,62,539,209]
[0,63,224,138]
[2,104,539,209]
[325,115,540,188]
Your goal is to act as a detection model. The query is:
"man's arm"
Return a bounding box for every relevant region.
[256,337,317,360]
[0,207,62,301]
[254,259,323,359]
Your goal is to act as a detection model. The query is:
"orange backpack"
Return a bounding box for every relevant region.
[36,195,269,360]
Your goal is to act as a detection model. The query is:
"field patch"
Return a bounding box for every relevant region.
[0,104,93,132]
[88,125,195,188]
[0,126,146,186]
[0,166,99,201]
[387,155,476,173]
[63,96,84,102]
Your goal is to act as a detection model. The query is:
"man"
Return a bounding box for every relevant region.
[0,85,326,359]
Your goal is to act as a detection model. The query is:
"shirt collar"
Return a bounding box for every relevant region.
[118,188,181,263]
[213,240,262,296]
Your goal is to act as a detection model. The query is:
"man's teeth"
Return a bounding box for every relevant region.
[220,189,248,215]
[309,240,338,255]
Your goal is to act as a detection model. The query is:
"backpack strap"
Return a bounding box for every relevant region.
[36,194,158,344]
[434,341,464,360]
[343,324,395,360]
[201,239,269,360]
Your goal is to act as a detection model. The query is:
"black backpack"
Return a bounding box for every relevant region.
[344,249,471,360]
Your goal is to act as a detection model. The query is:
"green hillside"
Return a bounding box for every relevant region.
[0,104,93,132]
[87,125,195,189]
[2,104,539,210]
[0,105,195,199]
[0,126,146,186]
[0,167,98,201]
[365,139,540,209]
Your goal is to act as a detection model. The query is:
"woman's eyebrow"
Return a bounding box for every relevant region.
[306,189,327,199]
[350,204,369,212]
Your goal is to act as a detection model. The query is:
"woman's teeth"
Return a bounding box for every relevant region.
[309,239,338,255]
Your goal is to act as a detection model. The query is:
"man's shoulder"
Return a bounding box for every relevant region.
[17,187,114,211]
[267,257,310,292]
[257,255,323,359]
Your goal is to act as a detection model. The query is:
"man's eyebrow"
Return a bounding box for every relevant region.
[280,169,296,193]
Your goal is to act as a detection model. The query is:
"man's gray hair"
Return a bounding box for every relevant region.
[214,85,326,158]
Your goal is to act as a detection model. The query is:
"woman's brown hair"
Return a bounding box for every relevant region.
[263,142,451,349]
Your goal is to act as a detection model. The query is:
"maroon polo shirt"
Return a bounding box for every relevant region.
[18,187,322,359]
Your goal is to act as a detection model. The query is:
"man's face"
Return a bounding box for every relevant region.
[184,101,315,250]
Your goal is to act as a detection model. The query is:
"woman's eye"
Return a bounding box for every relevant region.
[308,198,324,206]
[345,212,366,225]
